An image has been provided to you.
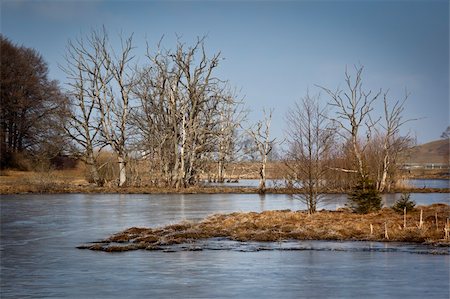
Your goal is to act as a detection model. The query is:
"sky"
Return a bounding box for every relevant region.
[1,0,449,145]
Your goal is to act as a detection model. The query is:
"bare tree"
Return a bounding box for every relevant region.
[319,65,415,192]
[95,31,135,187]
[285,93,335,213]
[61,36,104,185]
[63,28,136,187]
[247,109,276,192]
[319,65,381,186]
[215,94,246,182]
[375,91,414,191]
[131,55,171,185]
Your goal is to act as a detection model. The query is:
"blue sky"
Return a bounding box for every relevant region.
[1,0,448,144]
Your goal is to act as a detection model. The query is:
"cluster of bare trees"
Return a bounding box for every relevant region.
[321,66,413,192]
[285,65,413,212]
[63,29,244,188]
[132,37,244,188]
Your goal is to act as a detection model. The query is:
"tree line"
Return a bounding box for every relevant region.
[1,30,415,203]
[61,29,246,188]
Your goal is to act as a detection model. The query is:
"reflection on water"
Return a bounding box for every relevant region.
[309,192,449,210]
[1,194,449,298]
[207,178,450,189]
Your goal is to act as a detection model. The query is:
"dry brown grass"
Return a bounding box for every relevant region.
[216,161,288,180]
[0,164,88,193]
[1,162,448,194]
[78,204,450,252]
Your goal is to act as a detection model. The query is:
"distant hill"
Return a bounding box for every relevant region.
[404,139,449,164]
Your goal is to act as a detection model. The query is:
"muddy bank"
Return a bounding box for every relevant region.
[78,204,450,252]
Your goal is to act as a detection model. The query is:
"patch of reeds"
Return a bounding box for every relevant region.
[78,204,450,252]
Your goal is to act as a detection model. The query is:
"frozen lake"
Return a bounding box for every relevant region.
[1,193,449,298]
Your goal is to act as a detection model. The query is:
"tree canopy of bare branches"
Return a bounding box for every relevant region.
[319,65,381,185]
[320,65,414,192]
[132,36,243,188]
[285,93,335,213]
[62,33,104,185]
[63,28,136,186]
[246,109,276,192]
[374,91,414,191]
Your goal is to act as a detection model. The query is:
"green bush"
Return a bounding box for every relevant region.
[392,193,416,213]
[347,179,382,214]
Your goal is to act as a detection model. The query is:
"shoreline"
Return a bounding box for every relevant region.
[78,204,450,252]
[1,168,448,195]
[1,184,449,195]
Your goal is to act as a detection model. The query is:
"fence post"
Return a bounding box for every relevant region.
[384,222,389,240]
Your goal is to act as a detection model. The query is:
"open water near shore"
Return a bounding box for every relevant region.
[208,178,450,189]
[1,192,449,298]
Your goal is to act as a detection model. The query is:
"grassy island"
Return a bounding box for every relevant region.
[78,204,449,252]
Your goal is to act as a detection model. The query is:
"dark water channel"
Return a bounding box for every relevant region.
[1,193,449,298]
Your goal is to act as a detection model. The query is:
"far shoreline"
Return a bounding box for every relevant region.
[1,168,448,195]
[1,184,449,195]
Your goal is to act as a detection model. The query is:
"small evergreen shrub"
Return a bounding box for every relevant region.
[392,193,416,213]
[347,179,382,214]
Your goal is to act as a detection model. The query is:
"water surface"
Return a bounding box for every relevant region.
[405,178,449,189]
[1,194,449,298]
[208,178,450,189]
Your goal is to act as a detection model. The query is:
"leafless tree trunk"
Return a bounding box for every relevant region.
[131,57,171,186]
[216,95,246,182]
[377,91,414,191]
[63,28,136,187]
[93,31,135,187]
[285,93,335,213]
[247,109,276,192]
[62,36,105,185]
[319,65,381,187]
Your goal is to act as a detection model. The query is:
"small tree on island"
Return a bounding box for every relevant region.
[392,192,415,214]
[347,179,382,214]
